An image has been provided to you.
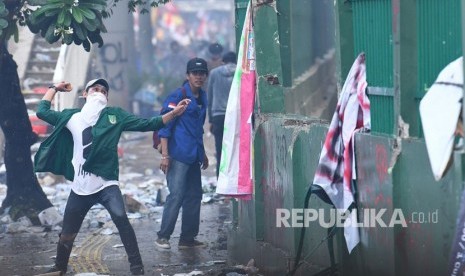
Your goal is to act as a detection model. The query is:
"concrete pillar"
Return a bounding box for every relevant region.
[91,5,133,109]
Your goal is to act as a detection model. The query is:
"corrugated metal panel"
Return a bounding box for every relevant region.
[353,0,394,134]
[353,0,393,86]
[369,94,394,135]
[416,0,461,98]
[416,0,461,137]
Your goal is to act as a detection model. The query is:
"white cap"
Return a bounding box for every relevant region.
[85,78,109,92]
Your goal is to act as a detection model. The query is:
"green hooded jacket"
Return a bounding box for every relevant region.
[34,100,164,181]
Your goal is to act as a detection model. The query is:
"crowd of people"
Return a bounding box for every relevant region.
[35,41,236,275]
[132,40,233,117]
[139,1,234,105]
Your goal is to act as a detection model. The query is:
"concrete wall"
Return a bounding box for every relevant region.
[7,26,35,81]
[228,119,464,275]
[284,50,337,121]
[87,5,132,110]
[228,0,464,274]
[229,115,337,276]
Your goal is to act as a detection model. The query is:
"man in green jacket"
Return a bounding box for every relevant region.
[35,78,190,275]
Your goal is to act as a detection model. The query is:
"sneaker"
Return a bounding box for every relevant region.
[37,265,66,276]
[178,239,206,249]
[130,264,145,275]
[155,238,171,249]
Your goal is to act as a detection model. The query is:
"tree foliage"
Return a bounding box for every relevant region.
[122,0,170,14]
[0,0,168,219]
[0,0,170,51]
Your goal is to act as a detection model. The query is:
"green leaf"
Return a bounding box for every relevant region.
[0,9,7,17]
[94,13,107,33]
[2,21,15,40]
[79,3,106,12]
[27,12,48,33]
[151,0,169,7]
[63,11,72,26]
[27,0,48,6]
[45,9,60,17]
[27,12,54,31]
[44,23,57,43]
[82,38,91,52]
[57,9,66,25]
[81,17,97,32]
[87,0,108,6]
[72,7,83,23]
[73,34,82,45]
[79,8,96,20]
[27,13,38,25]
[31,3,63,18]
[72,22,85,40]
[26,20,41,33]
[13,25,19,43]
[40,25,47,37]
[63,33,73,45]
[88,30,103,47]
[0,19,8,29]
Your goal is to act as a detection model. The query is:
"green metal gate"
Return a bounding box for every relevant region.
[416,0,462,136]
[352,0,394,134]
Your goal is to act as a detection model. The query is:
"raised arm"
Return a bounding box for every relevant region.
[37,81,73,125]
[42,81,72,102]
[161,98,191,125]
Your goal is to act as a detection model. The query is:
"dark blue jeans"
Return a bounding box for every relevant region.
[58,186,142,268]
[157,159,202,242]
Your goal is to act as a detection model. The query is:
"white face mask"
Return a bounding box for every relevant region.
[81,92,107,125]
[86,92,108,105]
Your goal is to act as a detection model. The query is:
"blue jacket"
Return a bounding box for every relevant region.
[158,83,207,165]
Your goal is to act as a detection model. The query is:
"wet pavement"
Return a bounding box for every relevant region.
[0,131,237,276]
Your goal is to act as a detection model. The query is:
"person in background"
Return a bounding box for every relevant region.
[207,51,237,177]
[155,58,209,250]
[159,41,190,98]
[206,42,224,71]
[35,79,189,275]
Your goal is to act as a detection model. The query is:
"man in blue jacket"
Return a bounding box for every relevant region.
[155,58,209,250]
[36,78,189,275]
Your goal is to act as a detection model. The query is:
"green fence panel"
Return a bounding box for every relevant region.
[415,0,462,136]
[352,0,394,134]
[369,93,395,135]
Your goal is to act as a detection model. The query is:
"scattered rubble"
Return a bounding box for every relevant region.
[38,206,63,226]
[0,134,224,235]
[0,132,237,275]
[219,259,261,276]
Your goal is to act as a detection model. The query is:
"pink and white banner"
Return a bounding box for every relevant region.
[216,1,255,199]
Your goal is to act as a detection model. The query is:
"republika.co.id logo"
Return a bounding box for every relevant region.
[276,208,438,228]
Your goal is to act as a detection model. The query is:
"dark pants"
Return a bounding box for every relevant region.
[157,159,202,242]
[211,115,225,178]
[56,186,142,271]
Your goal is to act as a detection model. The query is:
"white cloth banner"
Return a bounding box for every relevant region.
[216,0,255,199]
